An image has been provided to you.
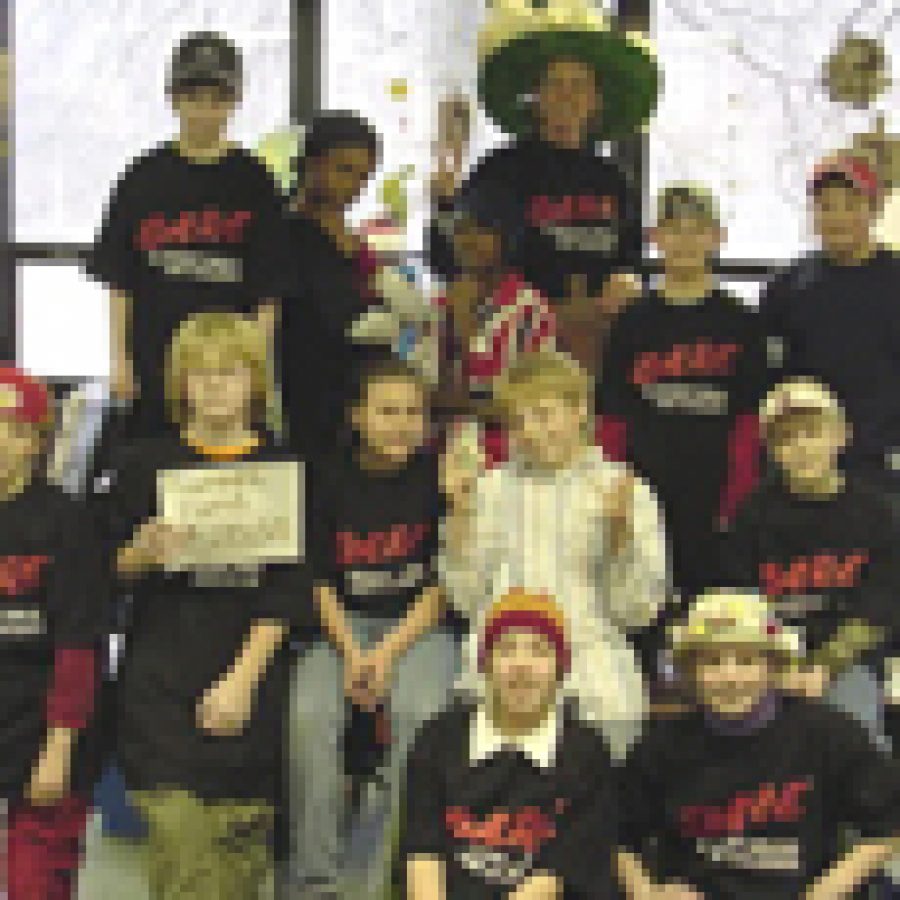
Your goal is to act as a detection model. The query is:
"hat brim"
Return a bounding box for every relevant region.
[671,635,799,661]
[478,28,661,141]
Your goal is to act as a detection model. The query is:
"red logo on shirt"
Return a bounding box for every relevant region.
[335,523,430,567]
[527,194,618,226]
[679,780,812,839]
[444,805,559,855]
[135,209,254,252]
[630,342,741,386]
[0,555,51,597]
[759,551,869,597]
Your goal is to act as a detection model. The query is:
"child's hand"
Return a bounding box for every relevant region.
[782,664,830,699]
[441,426,483,512]
[130,518,191,570]
[197,675,255,736]
[343,645,371,708]
[598,270,642,317]
[356,644,398,711]
[25,741,72,806]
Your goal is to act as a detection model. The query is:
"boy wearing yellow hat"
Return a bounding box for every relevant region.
[401,589,618,899]
[617,589,900,900]
[718,377,900,750]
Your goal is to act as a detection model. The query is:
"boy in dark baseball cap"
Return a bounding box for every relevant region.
[85,30,287,441]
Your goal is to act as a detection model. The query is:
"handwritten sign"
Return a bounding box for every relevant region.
[158,460,302,570]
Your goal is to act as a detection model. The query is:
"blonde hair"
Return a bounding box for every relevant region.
[492,349,591,422]
[165,311,269,426]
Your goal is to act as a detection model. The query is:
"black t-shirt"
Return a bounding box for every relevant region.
[717,475,900,656]
[619,696,900,900]
[308,447,442,620]
[0,480,107,800]
[760,249,900,485]
[97,433,312,800]
[427,138,643,302]
[598,288,769,529]
[252,212,390,459]
[85,142,286,430]
[400,698,618,899]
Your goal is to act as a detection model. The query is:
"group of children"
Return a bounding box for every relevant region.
[3,23,900,900]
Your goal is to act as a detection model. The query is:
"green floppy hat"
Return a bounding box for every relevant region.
[478,27,661,141]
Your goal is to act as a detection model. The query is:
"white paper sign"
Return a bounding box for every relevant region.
[158,460,303,570]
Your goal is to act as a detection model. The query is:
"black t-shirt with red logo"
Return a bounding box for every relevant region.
[718,475,900,655]
[96,433,312,800]
[427,137,642,303]
[598,289,769,564]
[399,697,618,899]
[619,696,900,900]
[308,447,442,620]
[85,142,286,431]
[0,479,107,799]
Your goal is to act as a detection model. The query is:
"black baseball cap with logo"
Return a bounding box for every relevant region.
[167,31,242,97]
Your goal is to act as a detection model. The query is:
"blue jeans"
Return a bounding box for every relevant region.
[284,613,457,899]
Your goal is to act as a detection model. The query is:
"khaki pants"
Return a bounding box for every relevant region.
[131,790,274,900]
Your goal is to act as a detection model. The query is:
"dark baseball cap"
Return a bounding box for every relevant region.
[167,31,242,97]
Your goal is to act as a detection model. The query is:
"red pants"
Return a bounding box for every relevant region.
[5,795,88,900]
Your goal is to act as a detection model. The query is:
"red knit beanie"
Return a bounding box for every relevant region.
[478,588,571,675]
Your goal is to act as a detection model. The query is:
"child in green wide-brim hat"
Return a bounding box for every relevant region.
[477,0,661,141]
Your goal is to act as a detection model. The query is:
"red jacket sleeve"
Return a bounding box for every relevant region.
[45,647,98,730]
[718,413,762,526]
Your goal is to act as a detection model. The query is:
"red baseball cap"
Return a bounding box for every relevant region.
[0,367,50,426]
[808,153,882,201]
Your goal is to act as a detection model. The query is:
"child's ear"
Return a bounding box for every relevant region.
[349,402,362,432]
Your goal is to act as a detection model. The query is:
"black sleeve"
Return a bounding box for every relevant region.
[731,307,771,417]
[306,242,370,343]
[597,306,639,418]
[613,165,644,275]
[758,260,818,387]
[536,732,619,897]
[715,491,764,587]
[399,716,450,862]
[306,460,337,586]
[84,165,141,294]
[255,560,316,637]
[852,501,900,641]
[617,724,667,861]
[46,493,111,645]
[91,441,160,592]
[825,707,900,839]
[244,170,294,303]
